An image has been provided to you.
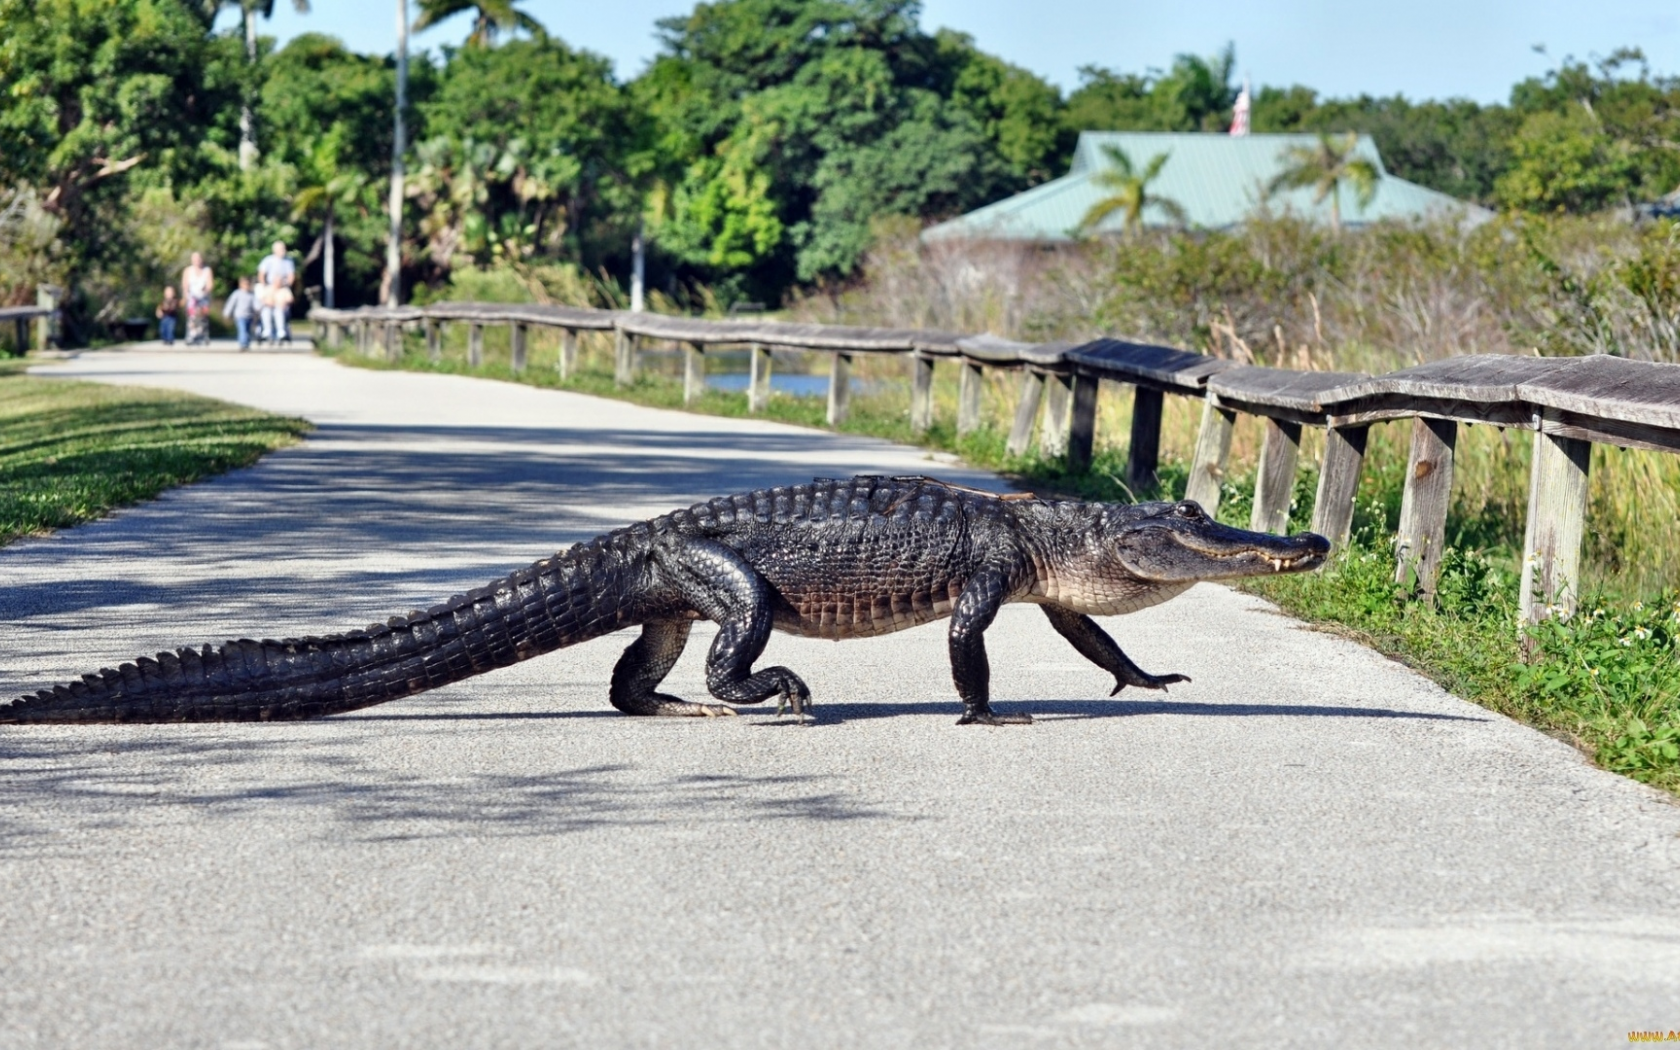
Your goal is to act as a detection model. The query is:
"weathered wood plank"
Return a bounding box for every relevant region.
[1538,407,1680,455]
[511,322,528,373]
[957,361,984,436]
[1185,401,1237,513]
[1311,425,1369,551]
[1067,375,1099,472]
[615,311,961,354]
[1127,386,1164,492]
[1206,365,1368,414]
[424,301,616,330]
[955,334,1077,368]
[911,354,935,434]
[683,342,706,405]
[1251,418,1303,534]
[748,344,771,414]
[1520,419,1592,624]
[1516,354,1680,432]
[383,321,399,360]
[424,319,440,362]
[1041,373,1074,456]
[468,323,484,368]
[1007,372,1045,456]
[1066,339,1230,394]
[1323,354,1576,404]
[1394,417,1457,597]
[827,353,853,425]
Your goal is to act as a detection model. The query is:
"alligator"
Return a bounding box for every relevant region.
[1,475,1330,727]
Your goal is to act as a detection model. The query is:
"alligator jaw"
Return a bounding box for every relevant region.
[1112,501,1331,583]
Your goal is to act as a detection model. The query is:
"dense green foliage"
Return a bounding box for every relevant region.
[0,365,309,543]
[5,0,1680,335]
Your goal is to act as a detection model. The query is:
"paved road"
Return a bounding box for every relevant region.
[2,347,1677,1049]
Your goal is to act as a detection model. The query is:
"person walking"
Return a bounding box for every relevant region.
[156,286,179,345]
[267,272,294,345]
[223,276,258,350]
[256,276,277,345]
[181,252,214,345]
[256,241,295,342]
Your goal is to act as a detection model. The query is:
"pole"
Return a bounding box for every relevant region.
[630,221,645,313]
[323,205,335,308]
[384,0,408,308]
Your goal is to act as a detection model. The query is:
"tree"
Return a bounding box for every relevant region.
[1495,107,1637,213]
[0,0,238,324]
[1268,131,1381,232]
[202,0,312,170]
[1077,146,1186,235]
[414,0,546,48]
[1064,46,1238,133]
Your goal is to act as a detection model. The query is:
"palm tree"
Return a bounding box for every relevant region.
[204,0,312,170]
[293,137,374,308]
[414,0,546,47]
[1267,132,1381,233]
[1077,146,1188,235]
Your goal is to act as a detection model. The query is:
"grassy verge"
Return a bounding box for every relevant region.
[334,342,1679,796]
[0,359,311,544]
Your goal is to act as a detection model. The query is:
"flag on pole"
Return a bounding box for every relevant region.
[1230,78,1251,136]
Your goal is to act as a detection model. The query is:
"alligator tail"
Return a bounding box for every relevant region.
[1,544,632,724]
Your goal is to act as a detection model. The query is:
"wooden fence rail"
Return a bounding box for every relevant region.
[309,302,1680,624]
[0,305,57,355]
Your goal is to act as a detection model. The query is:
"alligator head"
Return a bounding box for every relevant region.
[1109,500,1330,581]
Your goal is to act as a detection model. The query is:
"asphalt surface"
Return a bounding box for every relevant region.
[1,345,1677,1050]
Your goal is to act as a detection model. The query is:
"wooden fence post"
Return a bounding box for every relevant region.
[468,323,483,367]
[1519,421,1592,624]
[1312,424,1368,551]
[1250,418,1303,534]
[558,328,578,379]
[1067,374,1099,472]
[1127,386,1164,493]
[356,320,368,355]
[957,361,984,435]
[384,322,399,360]
[827,352,852,425]
[910,354,935,433]
[1394,416,1457,596]
[14,317,28,354]
[1041,373,1074,456]
[424,319,439,361]
[614,329,638,386]
[748,344,771,413]
[683,341,706,405]
[511,323,528,372]
[1007,372,1045,456]
[1185,400,1236,513]
[325,321,340,349]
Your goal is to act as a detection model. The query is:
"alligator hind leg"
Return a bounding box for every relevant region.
[1040,605,1190,694]
[610,620,734,717]
[651,536,812,718]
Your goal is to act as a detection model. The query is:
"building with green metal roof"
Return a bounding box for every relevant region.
[923,132,1492,242]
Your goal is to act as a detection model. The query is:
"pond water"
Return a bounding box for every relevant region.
[706,373,831,397]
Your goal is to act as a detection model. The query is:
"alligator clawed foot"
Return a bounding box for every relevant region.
[774,680,815,724]
[956,709,1034,726]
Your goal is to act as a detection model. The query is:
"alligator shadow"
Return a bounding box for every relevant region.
[799,698,1487,724]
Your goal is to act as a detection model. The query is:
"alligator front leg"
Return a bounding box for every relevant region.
[1039,605,1189,695]
[652,536,813,719]
[950,562,1033,725]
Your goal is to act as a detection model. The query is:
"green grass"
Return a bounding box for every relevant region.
[0,363,311,544]
[335,338,1680,796]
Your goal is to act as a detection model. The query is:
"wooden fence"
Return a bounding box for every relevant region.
[309,302,1680,625]
[0,305,57,355]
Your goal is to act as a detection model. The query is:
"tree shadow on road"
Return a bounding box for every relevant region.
[800,698,1488,723]
[0,729,894,859]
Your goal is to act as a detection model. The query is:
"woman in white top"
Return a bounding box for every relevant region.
[181,252,214,345]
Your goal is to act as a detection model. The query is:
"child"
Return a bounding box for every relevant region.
[268,272,294,344]
[156,287,179,345]
[222,276,257,351]
[256,277,276,345]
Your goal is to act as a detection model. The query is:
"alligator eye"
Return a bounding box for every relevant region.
[1174,501,1204,520]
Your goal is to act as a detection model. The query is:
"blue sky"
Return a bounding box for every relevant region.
[227,1,1680,104]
